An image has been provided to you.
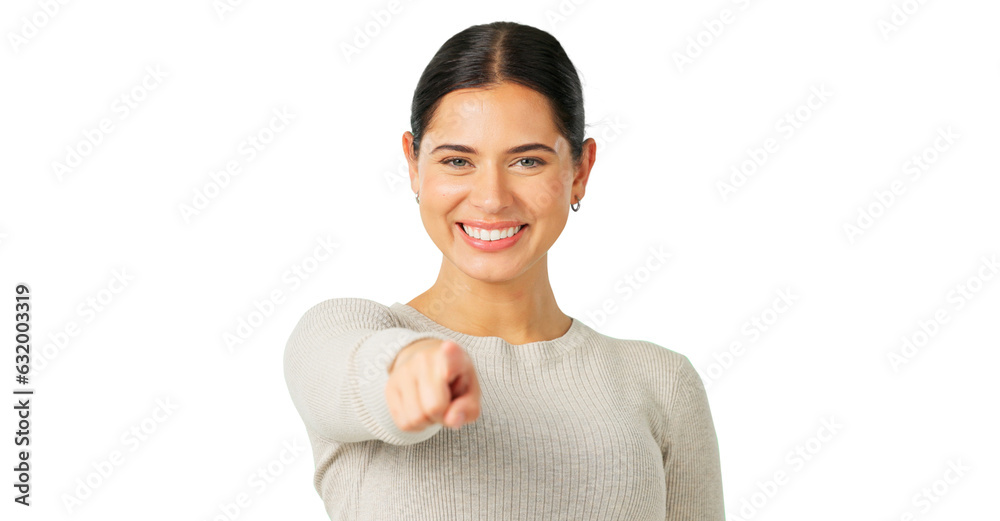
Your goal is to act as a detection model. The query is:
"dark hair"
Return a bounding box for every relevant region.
[409,21,586,165]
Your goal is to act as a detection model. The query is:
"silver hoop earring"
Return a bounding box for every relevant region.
[571,195,581,212]
[415,191,420,204]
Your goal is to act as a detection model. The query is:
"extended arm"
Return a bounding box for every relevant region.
[282,298,451,445]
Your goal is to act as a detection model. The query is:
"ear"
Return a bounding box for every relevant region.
[402,131,420,193]
[572,137,596,201]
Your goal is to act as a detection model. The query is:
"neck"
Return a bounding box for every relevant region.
[407,253,571,345]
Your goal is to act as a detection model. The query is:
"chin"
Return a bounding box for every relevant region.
[458,258,522,282]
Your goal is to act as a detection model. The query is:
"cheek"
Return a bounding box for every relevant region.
[422,175,466,200]
[522,179,570,215]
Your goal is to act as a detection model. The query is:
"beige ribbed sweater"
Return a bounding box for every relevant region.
[282,297,724,520]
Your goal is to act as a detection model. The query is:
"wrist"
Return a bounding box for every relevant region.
[387,338,437,375]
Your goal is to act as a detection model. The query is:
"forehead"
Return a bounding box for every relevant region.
[423,82,565,153]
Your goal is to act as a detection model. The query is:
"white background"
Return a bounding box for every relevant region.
[2,0,997,519]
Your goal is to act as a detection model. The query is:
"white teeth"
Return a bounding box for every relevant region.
[462,224,522,241]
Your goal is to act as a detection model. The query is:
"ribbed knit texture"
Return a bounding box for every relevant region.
[282,297,724,520]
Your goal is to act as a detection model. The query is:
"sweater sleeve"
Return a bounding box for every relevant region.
[282,297,454,445]
[662,356,726,520]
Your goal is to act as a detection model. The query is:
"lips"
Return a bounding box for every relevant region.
[455,222,527,251]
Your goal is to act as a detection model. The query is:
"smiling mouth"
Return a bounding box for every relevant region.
[456,223,528,241]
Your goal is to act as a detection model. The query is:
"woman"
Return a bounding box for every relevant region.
[283,21,724,520]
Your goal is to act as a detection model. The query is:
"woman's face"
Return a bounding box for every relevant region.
[404,82,593,283]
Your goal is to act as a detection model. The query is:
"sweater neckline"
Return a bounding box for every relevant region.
[389,302,588,361]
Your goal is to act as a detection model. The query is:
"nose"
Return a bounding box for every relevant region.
[468,162,513,213]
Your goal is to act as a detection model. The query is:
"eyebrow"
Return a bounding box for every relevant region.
[429,143,558,156]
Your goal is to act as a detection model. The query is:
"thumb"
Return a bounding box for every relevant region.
[442,393,478,428]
